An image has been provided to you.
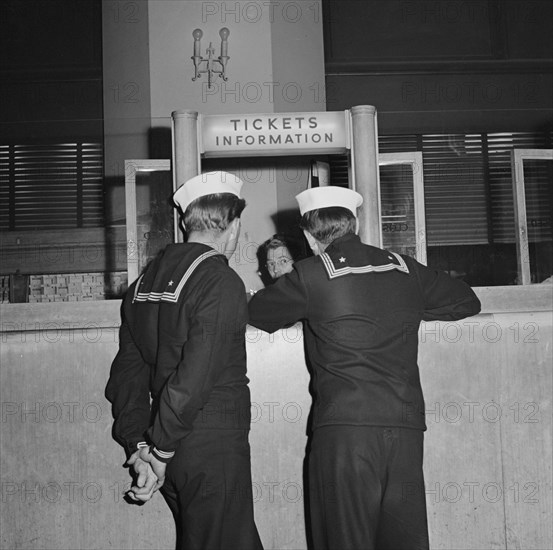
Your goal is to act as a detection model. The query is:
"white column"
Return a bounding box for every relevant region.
[171,110,201,242]
[350,105,381,247]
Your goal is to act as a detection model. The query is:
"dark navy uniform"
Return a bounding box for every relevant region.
[106,243,262,550]
[248,233,481,550]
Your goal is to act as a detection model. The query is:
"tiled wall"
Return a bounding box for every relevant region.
[2,272,128,303]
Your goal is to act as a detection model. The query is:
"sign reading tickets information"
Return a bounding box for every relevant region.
[201,111,349,157]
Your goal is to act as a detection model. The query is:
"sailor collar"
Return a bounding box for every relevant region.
[319,234,409,279]
[133,244,221,304]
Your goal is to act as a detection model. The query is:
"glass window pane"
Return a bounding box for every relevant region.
[135,171,174,276]
[523,158,553,284]
[380,164,417,259]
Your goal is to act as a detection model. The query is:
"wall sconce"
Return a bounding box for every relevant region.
[191,27,230,89]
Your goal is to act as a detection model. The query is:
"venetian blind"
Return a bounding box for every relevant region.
[0,142,104,230]
[329,131,552,246]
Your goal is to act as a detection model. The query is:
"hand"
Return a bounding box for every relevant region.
[135,446,167,484]
[126,448,166,502]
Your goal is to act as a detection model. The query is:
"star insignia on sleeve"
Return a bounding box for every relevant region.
[168,280,174,287]
[339,257,346,263]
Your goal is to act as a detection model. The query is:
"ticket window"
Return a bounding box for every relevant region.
[123,153,428,282]
[511,149,553,285]
[378,152,427,265]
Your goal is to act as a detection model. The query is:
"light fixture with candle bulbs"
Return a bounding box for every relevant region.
[191,27,230,89]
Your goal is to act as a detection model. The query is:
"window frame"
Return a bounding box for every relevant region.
[379,151,427,265]
[125,159,172,283]
[510,148,553,285]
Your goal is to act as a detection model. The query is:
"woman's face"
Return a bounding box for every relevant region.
[266,246,294,279]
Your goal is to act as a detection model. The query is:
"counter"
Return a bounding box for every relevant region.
[1,286,551,549]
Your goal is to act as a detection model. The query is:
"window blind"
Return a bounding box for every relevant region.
[0,142,104,230]
[328,131,552,246]
[420,134,488,246]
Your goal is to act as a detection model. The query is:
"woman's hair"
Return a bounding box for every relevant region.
[259,235,291,256]
[258,233,306,263]
[183,193,246,233]
[300,206,356,245]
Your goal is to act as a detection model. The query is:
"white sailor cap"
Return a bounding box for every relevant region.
[296,186,363,217]
[173,171,244,213]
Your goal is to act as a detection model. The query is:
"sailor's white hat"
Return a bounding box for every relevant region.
[173,171,244,213]
[296,186,363,216]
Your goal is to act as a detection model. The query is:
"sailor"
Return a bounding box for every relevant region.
[248,185,481,550]
[106,171,263,550]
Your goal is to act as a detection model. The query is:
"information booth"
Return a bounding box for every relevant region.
[125,106,428,282]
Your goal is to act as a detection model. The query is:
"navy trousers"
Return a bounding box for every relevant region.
[308,426,429,550]
[161,429,263,550]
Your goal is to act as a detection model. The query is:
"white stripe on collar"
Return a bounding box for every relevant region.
[133,249,220,303]
[320,251,409,279]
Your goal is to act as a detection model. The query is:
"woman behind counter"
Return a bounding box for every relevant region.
[257,234,306,284]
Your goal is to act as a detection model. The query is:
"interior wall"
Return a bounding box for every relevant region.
[102,0,152,224]
[269,0,327,232]
[323,0,553,134]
